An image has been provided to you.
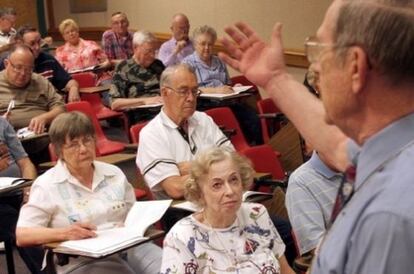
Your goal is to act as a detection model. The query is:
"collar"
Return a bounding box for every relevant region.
[159,108,198,130]
[308,151,342,179]
[354,112,414,189]
[51,160,117,191]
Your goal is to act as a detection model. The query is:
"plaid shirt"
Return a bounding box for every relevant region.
[102,30,134,60]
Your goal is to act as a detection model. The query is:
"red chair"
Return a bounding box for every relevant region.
[71,72,130,140]
[66,101,126,156]
[241,144,286,192]
[129,121,149,144]
[256,98,285,143]
[231,75,261,100]
[205,107,251,152]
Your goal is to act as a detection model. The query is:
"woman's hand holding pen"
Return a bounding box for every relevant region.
[62,222,97,241]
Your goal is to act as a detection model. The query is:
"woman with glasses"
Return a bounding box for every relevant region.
[160,147,294,274]
[15,112,161,274]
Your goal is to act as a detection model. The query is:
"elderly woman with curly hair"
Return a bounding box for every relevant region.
[160,147,294,274]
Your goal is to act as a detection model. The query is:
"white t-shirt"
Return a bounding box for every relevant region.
[160,203,285,274]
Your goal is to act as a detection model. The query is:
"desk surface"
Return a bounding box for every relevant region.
[0,179,32,195]
[198,92,251,101]
[18,132,49,143]
[79,84,110,94]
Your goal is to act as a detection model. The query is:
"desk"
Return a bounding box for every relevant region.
[79,84,110,94]
[44,229,164,274]
[18,132,49,143]
[0,179,32,196]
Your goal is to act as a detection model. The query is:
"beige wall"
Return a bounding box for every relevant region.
[51,0,331,51]
[0,0,38,29]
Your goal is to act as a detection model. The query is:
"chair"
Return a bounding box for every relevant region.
[231,75,261,100]
[71,72,129,140]
[241,144,287,191]
[129,121,149,144]
[256,98,286,143]
[66,101,126,156]
[205,107,251,152]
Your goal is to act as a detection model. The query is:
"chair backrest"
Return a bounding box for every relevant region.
[242,144,285,180]
[205,107,250,152]
[231,75,261,100]
[257,98,282,143]
[129,121,149,144]
[71,72,97,88]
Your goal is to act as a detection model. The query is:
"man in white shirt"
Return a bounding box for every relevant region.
[0,7,17,48]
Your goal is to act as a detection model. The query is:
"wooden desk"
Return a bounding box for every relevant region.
[198,92,252,102]
[79,84,110,94]
[44,229,164,274]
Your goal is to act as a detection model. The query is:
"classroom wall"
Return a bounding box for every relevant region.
[50,0,331,51]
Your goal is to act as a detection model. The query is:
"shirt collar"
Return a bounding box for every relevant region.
[354,112,414,188]
[308,151,341,179]
[159,108,198,130]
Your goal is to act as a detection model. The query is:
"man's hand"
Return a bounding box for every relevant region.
[63,222,97,241]
[219,22,287,90]
[67,87,80,102]
[28,116,47,134]
[174,40,187,55]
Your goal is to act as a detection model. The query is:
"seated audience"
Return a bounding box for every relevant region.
[109,30,164,123]
[16,111,161,274]
[0,7,16,48]
[183,25,262,145]
[286,151,342,256]
[158,13,194,67]
[0,45,65,133]
[137,64,233,200]
[160,147,294,274]
[102,12,134,66]
[0,25,80,102]
[55,19,112,85]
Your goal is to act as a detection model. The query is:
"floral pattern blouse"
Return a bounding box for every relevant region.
[160,203,285,274]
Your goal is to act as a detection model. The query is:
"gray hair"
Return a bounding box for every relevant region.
[192,25,217,43]
[184,147,254,207]
[160,63,196,87]
[0,7,16,18]
[49,112,95,158]
[133,30,156,46]
[333,0,414,83]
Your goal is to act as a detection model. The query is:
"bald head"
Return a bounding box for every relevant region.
[171,13,190,41]
[5,45,34,87]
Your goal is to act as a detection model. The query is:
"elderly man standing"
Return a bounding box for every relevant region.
[0,25,80,102]
[0,7,16,48]
[221,0,414,273]
[109,30,164,123]
[158,13,194,67]
[137,63,233,200]
[0,45,65,133]
[102,12,134,66]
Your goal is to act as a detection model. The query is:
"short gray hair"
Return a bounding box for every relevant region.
[334,0,414,83]
[192,25,217,43]
[184,147,254,207]
[133,30,156,46]
[49,112,95,158]
[160,63,196,87]
[0,7,16,18]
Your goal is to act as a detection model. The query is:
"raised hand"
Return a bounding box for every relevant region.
[219,22,288,90]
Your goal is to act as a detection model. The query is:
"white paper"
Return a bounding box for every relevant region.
[16,127,35,139]
[242,190,273,201]
[0,177,26,189]
[199,85,253,99]
[171,201,202,212]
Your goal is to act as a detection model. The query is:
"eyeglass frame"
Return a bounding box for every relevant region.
[164,86,202,97]
[304,36,337,64]
[62,136,95,151]
[6,59,34,74]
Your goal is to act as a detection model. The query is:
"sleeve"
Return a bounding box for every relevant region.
[50,59,71,91]
[202,113,234,150]
[109,61,127,101]
[346,212,414,274]
[54,46,67,69]
[1,118,27,161]
[45,80,65,110]
[136,125,180,191]
[17,181,54,228]
[158,42,176,67]
[160,229,199,274]
[92,41,109,62]
[286,169,326,254]
[221,60,231,85]
[102,31,115,60]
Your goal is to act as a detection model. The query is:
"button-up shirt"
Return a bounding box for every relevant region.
[158,37,194,67]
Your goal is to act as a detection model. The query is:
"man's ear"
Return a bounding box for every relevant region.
[348,46,369,95]
[160,86,168,96]
[3,58,9,68]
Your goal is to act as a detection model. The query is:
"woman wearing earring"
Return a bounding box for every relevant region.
[160,147,294,274]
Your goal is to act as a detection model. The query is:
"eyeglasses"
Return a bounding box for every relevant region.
[304,36,335,64]
[63,136,95,151]
[164,86,202,97]
[7,60,33,74]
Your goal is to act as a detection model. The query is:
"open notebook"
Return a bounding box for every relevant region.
[55,200,172,258]
[199,85,254,99]
[172,191,272,212]
[0,177,31,190]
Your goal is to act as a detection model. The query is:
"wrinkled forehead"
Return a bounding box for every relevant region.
[111,13,128,23]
